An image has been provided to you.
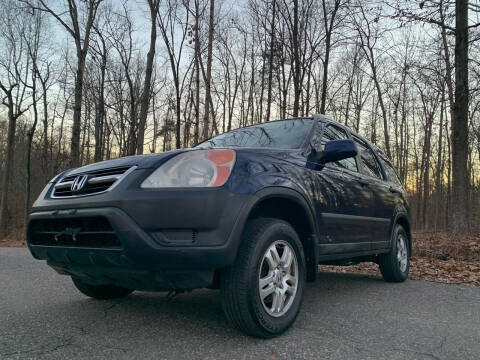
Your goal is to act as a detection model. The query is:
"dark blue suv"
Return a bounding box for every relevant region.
[27,114,411,338]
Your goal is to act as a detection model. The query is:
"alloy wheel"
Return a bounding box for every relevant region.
[258,240,299,317]
[397,234,408,273]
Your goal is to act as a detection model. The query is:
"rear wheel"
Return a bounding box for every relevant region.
[378,224,410,282]
[221,218,306,338]
[72,277,133,300]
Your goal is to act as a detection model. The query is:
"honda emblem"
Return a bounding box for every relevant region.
[71,175,88,192]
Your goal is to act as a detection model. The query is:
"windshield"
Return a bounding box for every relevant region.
[196,118,313,149]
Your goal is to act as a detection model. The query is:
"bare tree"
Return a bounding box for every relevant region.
[137,0,161,154]
[215,17,248,131]
[0,0,479,239]
[22,8,51,227]
[90,22,108,162]
[0,3,32,237]
[451,0,469,235]
[201,0,215,139]
[265,0,277,122]
[352,1,392,158]
[105,3,143,156]
[192,0,203,144]
[157,0,193,148]
[319,0,345,114]
[22,0,104,167]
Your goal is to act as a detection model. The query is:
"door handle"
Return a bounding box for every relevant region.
[358,180,369,187]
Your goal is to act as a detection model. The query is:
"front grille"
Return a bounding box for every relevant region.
[29,217,121,248]
[53,166,132,197]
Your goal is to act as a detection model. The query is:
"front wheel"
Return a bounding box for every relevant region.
[221,218,306,338]
[378,224,410,282]
[72,277,133,300]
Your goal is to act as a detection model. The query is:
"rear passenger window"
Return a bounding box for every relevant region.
[354,137,383,180]
[320,124,358,172]
[380,158,402,186]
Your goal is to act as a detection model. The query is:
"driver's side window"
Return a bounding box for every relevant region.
[319,124,358,172]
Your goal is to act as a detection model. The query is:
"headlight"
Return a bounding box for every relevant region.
[49,173,63,183]
[48,170,71,184]
[141,149,236,188]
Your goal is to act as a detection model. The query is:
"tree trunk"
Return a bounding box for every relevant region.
[137,0,159,155]
[94,40,106,162]
[265,0,276,122]
[126,73,137,155]
[175,85,181,149]
[435,91,445,229]
[292,0,300,117]
[71,54,87,167]
[440,1,456,127]
[41,77,49,179]
[371,61,391,159]
[445,105,452,228]
[422,117,433,229]
[0,94,16,238]
[202,0,215,140]
[193,0,201,144]
[451,0,469,235]
[320,32,331,114]
[25,79,39,228]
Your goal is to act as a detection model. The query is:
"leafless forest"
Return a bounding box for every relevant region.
[0,0,479,239]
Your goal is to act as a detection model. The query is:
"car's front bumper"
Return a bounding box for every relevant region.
[27,173,254,290]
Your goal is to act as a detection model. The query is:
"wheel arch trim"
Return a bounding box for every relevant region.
[231,186,319,282]
[393,213,412,256]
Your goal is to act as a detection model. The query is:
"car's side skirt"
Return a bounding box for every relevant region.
[317,247,389,262]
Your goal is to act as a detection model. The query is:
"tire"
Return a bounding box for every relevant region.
[221,218,306,338]
[378,224,410,282]
[72,277,133,300]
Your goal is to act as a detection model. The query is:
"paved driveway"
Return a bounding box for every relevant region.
[1,248,479,359]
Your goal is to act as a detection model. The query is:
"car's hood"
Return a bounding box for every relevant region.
[65,147,307,177]
[66,149,186,176]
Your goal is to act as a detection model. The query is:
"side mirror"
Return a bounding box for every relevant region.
[318,139,358,164]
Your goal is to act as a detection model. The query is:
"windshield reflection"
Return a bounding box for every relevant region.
[196,118,313,149]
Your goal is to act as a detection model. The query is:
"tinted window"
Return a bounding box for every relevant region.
[379,157,402,186]
[354,137,383,180]
[196,118,313,149]
[320,124,358,172]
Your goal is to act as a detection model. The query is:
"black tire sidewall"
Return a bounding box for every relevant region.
[247,221,306,335]
[381,225,410,282]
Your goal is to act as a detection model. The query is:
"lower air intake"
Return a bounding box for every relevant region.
[28,217,121,248]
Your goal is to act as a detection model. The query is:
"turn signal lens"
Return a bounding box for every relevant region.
[141,149,236,188]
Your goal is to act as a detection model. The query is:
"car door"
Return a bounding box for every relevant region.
[311,122,375,254]
[352,136,393,247]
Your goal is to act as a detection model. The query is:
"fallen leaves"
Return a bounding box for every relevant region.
[0,231,26,247]
[319,231,480,287]
[409,257,480,286]
[413,231,480,261]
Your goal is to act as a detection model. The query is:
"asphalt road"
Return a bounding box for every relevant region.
[1,248,479,360]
